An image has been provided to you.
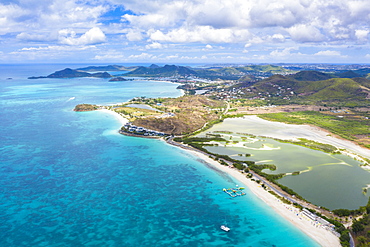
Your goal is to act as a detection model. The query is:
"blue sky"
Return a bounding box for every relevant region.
[1,0,370,64]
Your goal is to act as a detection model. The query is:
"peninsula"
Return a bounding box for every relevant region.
[28,68,112,79]
[73,63,370,247]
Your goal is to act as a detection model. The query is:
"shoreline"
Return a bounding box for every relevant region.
[102,109,341,246]
[98,109,129,126]
[185,149,341,247]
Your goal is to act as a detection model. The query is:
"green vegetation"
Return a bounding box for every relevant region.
[347,198,370,246]
[277,138,339,153]
[245,74,370,107]
[74,104,99,111]
[259,111,370,148]
[125,64,197,77]
[29,68,111,79]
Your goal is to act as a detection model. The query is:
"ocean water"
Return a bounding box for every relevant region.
[0,64,319,246]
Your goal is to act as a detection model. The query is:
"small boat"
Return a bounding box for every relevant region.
[220,225,230,232]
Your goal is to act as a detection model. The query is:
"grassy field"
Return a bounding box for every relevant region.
[258,110,370,148]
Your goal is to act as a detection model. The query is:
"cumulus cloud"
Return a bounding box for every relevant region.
[59,27,106,46]
[270,47,299,57]
[128,52,156,60]
[287,24,325,42]
[314,50,341,56]
[355,30,369,43]
[149,26,251,43]
[126,29,144,41]
[3,0,370,62]
[270,34,285,43]
[145,42,164,49]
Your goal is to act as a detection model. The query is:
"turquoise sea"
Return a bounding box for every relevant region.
[0,64,319,246]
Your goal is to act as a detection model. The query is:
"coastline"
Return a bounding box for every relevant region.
[98,109,129,126]
[105,109,341,246]
[185,149,341,247]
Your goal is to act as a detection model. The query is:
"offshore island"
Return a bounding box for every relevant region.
[35,63,370,247]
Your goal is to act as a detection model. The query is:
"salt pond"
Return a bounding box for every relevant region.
[200,116,370,210]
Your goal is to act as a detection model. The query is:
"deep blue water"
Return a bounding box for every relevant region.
[0,64,319,246]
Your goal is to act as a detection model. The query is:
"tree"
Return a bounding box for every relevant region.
[352,220,365,233]
[357,236,367,244]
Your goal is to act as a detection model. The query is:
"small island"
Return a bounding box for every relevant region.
[74,104,99,112]
[109,77,128,82]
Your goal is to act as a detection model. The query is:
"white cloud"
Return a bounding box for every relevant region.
[288,24,325,42]
[19,45,95,52]
[3,0,370,62]
[128,52,156,60]
[126,29,144,41]
[314,50,341,56]
[270,47,299,57]
[355,30,369,43]
[145,42,164,49]
[270,34,285,43]
[16,32,57,42]
[166,55,179,60]
[149,26,251,43]
[59,27,106,46]
[94,54,125,60]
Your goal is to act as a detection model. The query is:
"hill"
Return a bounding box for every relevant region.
[29,68,112,79]
[125,95,226,135]
[287,71,334,81]
[245,75,370,107]
[194,65,294,80]
[124,64,197,77]
[76,65,135,72]
[334,70,361,78]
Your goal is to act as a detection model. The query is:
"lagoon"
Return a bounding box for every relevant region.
[201,117,370,210]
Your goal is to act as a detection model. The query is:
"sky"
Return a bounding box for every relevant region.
[1,0,370,64]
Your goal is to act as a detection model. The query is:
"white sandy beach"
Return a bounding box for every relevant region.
[187,149,341,247]
[99,109,129,126]
[109,111,343,246]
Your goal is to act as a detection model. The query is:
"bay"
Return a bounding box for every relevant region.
[0,64,318,246]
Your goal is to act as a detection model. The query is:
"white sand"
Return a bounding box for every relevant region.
[98,109,129,125]
[218,115,370,160]
[101,111,345,246]
[187,149,341,247]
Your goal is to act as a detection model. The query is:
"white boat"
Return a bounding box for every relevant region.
[220,225,230,232]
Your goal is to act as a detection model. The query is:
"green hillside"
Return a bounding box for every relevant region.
[287,71,334,81]
[245,75,370,107]
[124,65,197,77]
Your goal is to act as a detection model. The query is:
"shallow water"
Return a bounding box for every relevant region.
[0,64,319,246]
[202,119,370,210]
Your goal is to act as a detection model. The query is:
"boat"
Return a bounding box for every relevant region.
[220,225,230,232]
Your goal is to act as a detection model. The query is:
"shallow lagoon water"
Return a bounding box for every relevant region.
[202,119,370,210]
[0,64,319,246]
